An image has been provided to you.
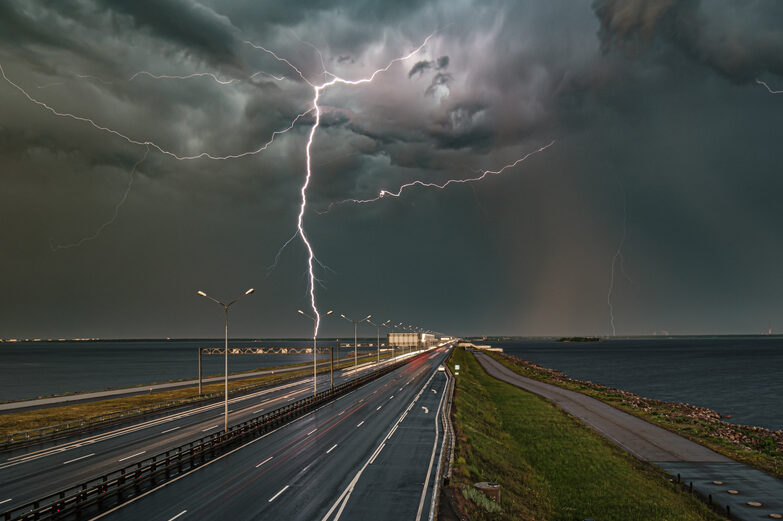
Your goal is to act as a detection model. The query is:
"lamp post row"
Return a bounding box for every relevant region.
[198,287,436,433]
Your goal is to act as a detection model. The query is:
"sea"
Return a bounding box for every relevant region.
[497,336,783,431]
[0,339,375,403]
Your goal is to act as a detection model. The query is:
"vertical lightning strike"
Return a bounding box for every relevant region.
[243,34,438,338]
[318,140,556,213]
[756,78,783,94]
[50,146,150,251]
[607,178,632,336]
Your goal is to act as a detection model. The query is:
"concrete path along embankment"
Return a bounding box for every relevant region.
[473,352,783,520]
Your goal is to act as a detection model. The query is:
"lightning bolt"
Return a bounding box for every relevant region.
[243,34,437,337]
[756,78,783,94]
[607,178,632,336]
[50,146,150,251]
[318,140,556,213]
[0,62,309,161]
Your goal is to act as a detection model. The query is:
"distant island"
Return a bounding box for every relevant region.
[557,337,603,342]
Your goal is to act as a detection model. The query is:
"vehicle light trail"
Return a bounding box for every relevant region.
[49,146,150,251]
[318,140,556,214]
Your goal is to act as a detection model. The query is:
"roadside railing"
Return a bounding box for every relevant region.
[1,373,300,450]
[1,356,416,521]
[428,363,456,521]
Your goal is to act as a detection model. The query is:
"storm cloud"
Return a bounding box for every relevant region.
[1,0,782,339]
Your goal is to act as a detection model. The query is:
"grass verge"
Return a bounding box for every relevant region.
[485,350,783,478]
[446,347,724,521]
[0,353,395,438]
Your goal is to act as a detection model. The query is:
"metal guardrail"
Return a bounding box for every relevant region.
[428,363,456,521]
[2,373,300,450]
[1,357,414,521]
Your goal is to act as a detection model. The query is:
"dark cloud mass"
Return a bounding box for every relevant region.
[1,0,783,339]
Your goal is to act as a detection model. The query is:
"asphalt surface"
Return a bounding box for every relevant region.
[0,354,384,413]
[475,351,783,520]
[95,347,451,521]
[0,353,425,512]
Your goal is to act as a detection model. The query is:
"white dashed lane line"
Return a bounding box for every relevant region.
[118,451,146,462]
[255,456,273,468]
[326,444,338,454]
[63,453,95,465]
[356,421,364,427]
[167,510,187,521]
[161,426,180,434]
[268,485,289,502]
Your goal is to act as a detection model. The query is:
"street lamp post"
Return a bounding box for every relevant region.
[298,309,333,396]
[366,319,391,365]
[197,287,254,434]
[340,313,371,375]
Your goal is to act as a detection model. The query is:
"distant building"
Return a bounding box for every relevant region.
[387,332,437,349]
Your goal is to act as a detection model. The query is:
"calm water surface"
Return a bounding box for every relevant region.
[498,336,783,431]
[0,340,374,402]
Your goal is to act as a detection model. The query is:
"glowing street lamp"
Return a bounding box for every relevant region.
[340,313,372,375]
[298,309,333,396]
[196,287,254,434]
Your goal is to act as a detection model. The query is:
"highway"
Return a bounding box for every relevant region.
[0,352,435,512]
[93,347,451,520]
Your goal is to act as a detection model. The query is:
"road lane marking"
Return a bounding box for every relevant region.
[0,499,11,505]
[422,406,429,414]
[269,485,289,502]
[253,408,264,414]
[416,372,449,521]
[307,428,318,436]
[321,371,438,521]
[376,406,382,411]
[255,456,273,468]
[161,426,180,434]
[167,510,187,521]
[0,379,307,471]
[356,421,364,427]
[201,425,218,432]
[390,395,394,399]
[338,410,345,415]
[326,444,338,454]
[118,451,146,462]
[369,443,385,465]
[63,453,95,465]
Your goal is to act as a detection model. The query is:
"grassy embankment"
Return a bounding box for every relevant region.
[446,347,724,521]
[0,352,395,438]
[485,350,783,478]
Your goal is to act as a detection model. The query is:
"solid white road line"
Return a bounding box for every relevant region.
[416,373,448,521]
[167,510,187,521]
[1,379,306,471]
[118,451,146,462]
[321,372,438,521]
[368,443,385,465]
[326,444,338,454]
[255,456,273,468]
[307,428,318,436]
[0,498,11,505]
[161,426,180,434]
[201,425,218,432]
[268,485,289,502]
[63,453,95,465]
[356,421,364,427]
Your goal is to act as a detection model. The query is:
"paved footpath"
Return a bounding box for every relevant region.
[474,352,783,521]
